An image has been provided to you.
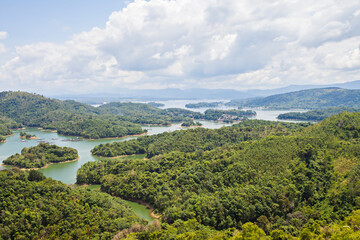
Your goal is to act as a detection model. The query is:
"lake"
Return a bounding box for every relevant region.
[0,106,305,222]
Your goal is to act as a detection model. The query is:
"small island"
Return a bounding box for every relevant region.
[3,143,79,169]
[185,102,223,108]
[181,120,203,127]
[147,102,165,107]
[20,132,37,139]
[0,135,5,143]
[203,109,256,122]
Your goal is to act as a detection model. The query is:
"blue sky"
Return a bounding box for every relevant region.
[1,0,360,94]
[0,0,126,57]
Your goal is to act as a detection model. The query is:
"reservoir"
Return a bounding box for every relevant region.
[0,108,304,222]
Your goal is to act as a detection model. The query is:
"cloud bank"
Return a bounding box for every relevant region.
[1,0,360,93]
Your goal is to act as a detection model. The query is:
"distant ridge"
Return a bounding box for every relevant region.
[228,87,360,109]
[51,80,360,103]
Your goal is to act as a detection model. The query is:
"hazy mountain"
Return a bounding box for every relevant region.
[51,80,360,103]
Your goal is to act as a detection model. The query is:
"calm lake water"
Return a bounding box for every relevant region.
[0,106,304,222]
[0,108,303,183]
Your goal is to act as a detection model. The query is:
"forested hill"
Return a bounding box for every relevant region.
[277,107,360,121]
[0,91,144,139]
[77,112,360,239]
[90,120,309,158]
[228,87,360,109]
[0,91,254,139]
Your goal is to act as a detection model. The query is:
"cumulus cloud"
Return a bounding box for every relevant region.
[1,0,360,93]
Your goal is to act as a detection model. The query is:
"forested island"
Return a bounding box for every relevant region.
[277,107,360,121]
[76,112,360,239]
[147,102,165,107]
[203,109,256,122]
[20,132,37,139]
[181,120,203,127]
[3,143,78,169]
[185,102,223,108]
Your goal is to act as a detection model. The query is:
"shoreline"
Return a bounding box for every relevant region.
[86,132,147,141]
[1,157,80,171]
[81,184,161,220]
[93,153,147,160]
[30,127,148,140]
[125,198,161,219]
[20,136,38,139]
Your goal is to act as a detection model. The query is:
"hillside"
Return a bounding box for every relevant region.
[77,112,360,238]
[0,169,145,239]
[277,107,360,121]
[0,91,144,138]
[228,88,360,109]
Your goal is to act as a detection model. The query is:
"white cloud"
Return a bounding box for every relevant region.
[0,31,8,40]
[1,0,360,93]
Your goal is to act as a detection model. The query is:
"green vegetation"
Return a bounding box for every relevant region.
[98,102,188,125]
[203,109,256,122]
[20,132,36,139]
[147,102,165,107]
[0,91,145,139]
[228,87,360,109]
[185,102,223,108]
[181,120,202,127]
[0,114,23,142]
[77,112,360,238]
[3,143,78,169]
[90,120,308,158]
[278,107,360,121]
[0,169,145,239]
[98,102,256,124]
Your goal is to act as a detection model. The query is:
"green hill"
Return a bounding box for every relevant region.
[77,112,360,238]
[228,88,360,109]
[0,91,144,139]
[277,107,360,121]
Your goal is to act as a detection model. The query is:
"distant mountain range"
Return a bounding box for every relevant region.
[51,80,360,103]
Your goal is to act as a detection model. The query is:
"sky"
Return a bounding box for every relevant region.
[0,0,360,94]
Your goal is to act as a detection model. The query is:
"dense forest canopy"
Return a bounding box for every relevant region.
[227,88,360,110]
[0,91,257,139]
[0,114,23,141]
[3,143,79,169]
[0,169,145,239]
[0,91,144,139]
[90,120,309,158]
[77,112,360,239]
[277,107,360,121]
